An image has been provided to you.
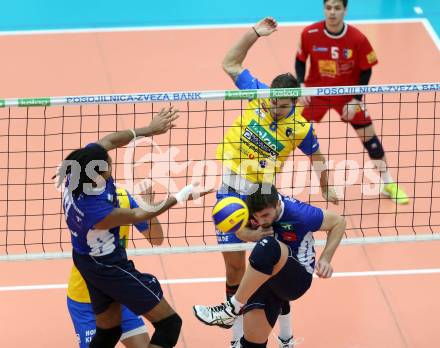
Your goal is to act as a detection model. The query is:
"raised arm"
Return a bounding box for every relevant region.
[94,183,214,230]
[315,209,346,278]
[96,106,179,151]
[222,17,278,82]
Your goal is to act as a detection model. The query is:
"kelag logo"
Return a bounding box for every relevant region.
[248,120,284,152]
[225,90,257,100]
[18,98,51,107]
[269,88,302,98]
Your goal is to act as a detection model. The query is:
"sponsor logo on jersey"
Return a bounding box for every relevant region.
[313,45,328,52]
[243,129,278,157]
[248,120,284,151]
[339,61,355,74]
[343,48,353,59]
[318,60,337,78]
[366,51,377,64]
[281,231,298,242]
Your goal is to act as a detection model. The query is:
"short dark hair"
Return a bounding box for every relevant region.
[270,73,299,89]
[54,144,109,198]
[324,0,348,7]
[246,183,279,216]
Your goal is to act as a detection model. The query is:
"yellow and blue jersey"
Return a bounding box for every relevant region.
[217,69,319,184]
[67,187,148,303]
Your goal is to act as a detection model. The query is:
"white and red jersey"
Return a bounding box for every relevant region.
[297,21,378,87]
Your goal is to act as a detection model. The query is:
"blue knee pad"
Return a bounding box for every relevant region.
[249,236,281,275]
[89,326,122,348]
[363,135,385,160]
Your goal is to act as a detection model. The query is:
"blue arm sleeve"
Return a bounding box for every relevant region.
[297,202,324,233]
[82,196,114,228]
[297,125,320,156]
[235,69,269,90]
[127,193,149,232]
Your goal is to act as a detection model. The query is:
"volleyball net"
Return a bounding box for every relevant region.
[0,82,439,261]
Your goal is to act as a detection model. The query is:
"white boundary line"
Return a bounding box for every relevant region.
[420,18,440,51]
[1,268,439,292]
[0,18,430,36]
[2,234,440,262]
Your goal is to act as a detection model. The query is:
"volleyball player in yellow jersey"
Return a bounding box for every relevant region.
[216,17,338,348]
[67,187,163,348]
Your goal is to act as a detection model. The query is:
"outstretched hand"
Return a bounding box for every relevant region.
[254,17,278,37]
[174,182,215,203]
[148,106,180,136]
[187,182,215,201]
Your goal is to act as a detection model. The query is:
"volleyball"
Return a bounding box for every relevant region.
[212,196,249,233]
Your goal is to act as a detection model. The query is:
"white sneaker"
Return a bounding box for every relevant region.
[277,336,295,348]
[193,300,238,329]
[230,339,241,348]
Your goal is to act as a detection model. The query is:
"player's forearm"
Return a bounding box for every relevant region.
[98,126,156,151]
[132,196,178,222]
[320,216,346,263]
[236,227,258,242]
[223,29,259,75]
[295,58,306,84]
[310,149,330,186]
[142,217,164,246]
[354,68,372,101]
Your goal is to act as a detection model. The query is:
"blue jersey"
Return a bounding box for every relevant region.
[63,169,148,256]
[270,196,324,274]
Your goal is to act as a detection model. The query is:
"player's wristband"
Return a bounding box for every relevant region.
[128,129,137,139]
[174,184,193,203]
[252,27,261,37]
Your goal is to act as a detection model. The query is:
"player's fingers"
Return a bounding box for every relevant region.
[323,266,332,278]
[316,267,324,278]
[315,263,322,274]
[327,267,333,278]
[169,113,180,122]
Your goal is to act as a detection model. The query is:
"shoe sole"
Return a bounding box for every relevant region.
[192,306,233,329]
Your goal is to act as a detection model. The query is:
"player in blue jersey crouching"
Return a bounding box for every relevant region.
[56,106,213,348]
[194,183,345,347]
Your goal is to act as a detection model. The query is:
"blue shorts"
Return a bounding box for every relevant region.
[216,185,248,245]
[67,297,147,348]
[72,247,163,315]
